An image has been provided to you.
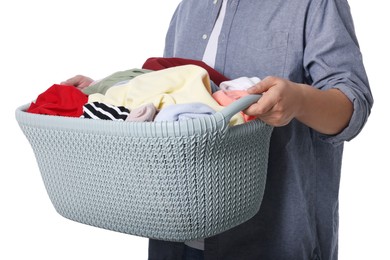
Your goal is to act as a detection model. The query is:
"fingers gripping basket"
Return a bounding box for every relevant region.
[15,94,273,241]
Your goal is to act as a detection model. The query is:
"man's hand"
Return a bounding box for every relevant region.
[61,75,94,90]
[245,76,305,127]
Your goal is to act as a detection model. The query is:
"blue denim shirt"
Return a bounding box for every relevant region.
[149,0,373,259]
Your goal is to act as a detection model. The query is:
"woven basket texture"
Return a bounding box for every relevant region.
[16,98,273,241]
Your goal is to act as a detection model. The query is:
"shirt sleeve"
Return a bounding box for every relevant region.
[303,0,374,145]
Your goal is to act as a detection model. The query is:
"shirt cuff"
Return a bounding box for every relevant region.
[316,84,370,146]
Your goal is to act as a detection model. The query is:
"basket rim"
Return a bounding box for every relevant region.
[16,104,227,137]
[15,94,264,138]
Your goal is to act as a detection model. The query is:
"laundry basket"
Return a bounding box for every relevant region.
[15,94,273,241]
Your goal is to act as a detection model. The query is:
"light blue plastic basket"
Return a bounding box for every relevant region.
[15,94,273,241]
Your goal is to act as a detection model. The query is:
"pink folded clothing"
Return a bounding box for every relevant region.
[126,103,157,122]
[142,57,229,86]
[212,90,256,122]
[27,84,88,117]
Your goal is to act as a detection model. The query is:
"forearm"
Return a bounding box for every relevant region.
[296,84,353,135]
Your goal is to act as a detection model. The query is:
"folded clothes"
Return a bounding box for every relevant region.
[82,102,130,121]
[219,77,261,91]
[82,68,152,95]
[27,84,87,117]
[142,57,229,86]
[154,103,216,122]
[88,65,244,125]
[126,103,157,122]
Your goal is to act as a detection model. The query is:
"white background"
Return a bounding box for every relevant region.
[0,1,388,259]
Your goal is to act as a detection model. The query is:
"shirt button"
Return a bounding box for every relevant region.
[213,0,218,4]
[202,34,208,40]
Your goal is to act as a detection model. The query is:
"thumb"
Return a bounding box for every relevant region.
[247,76,275,94]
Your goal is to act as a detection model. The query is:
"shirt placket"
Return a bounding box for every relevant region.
[214,0,240,75]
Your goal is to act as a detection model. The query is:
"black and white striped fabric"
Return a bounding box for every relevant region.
[82,102,130,121]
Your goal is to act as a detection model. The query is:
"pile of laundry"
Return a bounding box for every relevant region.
[26,57,260,126]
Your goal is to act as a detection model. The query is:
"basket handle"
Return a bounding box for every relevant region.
[217,94,262,123]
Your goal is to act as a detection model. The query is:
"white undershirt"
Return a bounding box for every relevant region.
[202,0,228,68]
[185,0,228,251]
